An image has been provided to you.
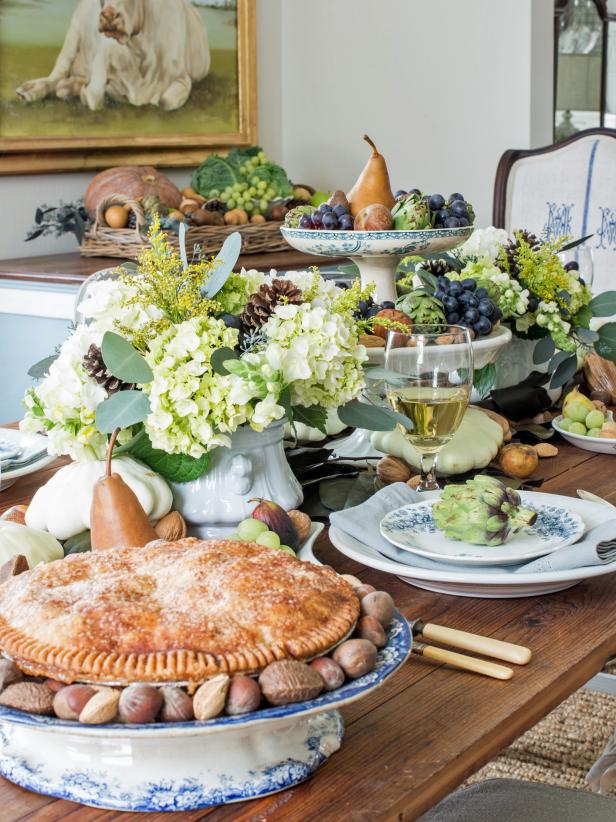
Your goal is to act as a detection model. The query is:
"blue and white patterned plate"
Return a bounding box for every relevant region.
[380,493,585,566]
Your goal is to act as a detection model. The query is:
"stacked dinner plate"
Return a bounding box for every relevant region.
[0,430,55,491]
[327,492,616,598]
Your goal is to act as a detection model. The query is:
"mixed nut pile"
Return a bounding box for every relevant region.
[0,580,395,726]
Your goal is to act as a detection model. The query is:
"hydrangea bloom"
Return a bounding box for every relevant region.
[460,227,509,262]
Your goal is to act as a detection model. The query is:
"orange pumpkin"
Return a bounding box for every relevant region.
[84,166,182,215]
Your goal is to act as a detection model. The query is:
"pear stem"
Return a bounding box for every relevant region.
[363,134,379,156]
[106,428,121,479]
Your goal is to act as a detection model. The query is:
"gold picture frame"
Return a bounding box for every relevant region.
[0,0,257,175]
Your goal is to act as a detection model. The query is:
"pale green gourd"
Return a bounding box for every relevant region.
[0,522,63,568]
[284,409,347,442]
[369,407,503,476]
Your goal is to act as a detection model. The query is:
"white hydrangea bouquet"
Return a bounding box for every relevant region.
[22,221,402,482]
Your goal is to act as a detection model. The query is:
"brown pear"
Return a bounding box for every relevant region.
[346,135,395,217]
[90,429,158,552]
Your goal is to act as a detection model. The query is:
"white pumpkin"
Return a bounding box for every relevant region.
[284,409,348,443]
[0,522,63,568]
[370,407,503,476]
[26,456,173,541]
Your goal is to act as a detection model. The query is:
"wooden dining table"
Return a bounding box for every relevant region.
[1,436,616,821]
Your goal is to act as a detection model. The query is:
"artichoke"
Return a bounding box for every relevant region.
[284,205,316,228]
[432,475,538,546]
[396,290,446,324]
[391,193,431,231]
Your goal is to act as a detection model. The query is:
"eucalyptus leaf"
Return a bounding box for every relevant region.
[292,404,328,435]
[202,231,242,299]
[548,350,572,372]
[595,322,616,363]
[121,262,139,273]
[130,432,210,482]
[549,354,577,389]
[590,291,616,318]
[533,336,556,364]
[575,326,599,344]
[337,399,413,431]
[95,390,151,433]
[473,363,496,399]
[62,531,92,555]
[101,331,153,384]
[28,353,59,379]
[511,424,555,441]
[179,222,188,270]
[364,366,407,386]
[319,473,376,512]
[211,346,239,375]
[278,386,293,424]
[416,270,438,293]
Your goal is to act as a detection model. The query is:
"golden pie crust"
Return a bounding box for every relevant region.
[0,539,359,685]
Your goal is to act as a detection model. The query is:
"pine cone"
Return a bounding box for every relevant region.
[241,279,303,330]
[503,230,541,275]
[421,259,456,277]
[82,344,135,395]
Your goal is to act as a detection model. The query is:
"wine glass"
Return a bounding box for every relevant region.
[384,326,474,492]
[558,245,594,290]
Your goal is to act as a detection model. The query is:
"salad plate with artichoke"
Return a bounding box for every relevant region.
[380,477,584,566]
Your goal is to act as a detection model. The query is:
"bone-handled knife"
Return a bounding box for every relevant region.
[408,619,532,665]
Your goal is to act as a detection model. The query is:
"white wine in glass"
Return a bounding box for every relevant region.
[384,326,474,491]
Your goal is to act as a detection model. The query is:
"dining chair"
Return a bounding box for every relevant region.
[418,778,616,821]
[492,128,616,293]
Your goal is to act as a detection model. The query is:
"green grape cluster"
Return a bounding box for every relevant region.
[229,517,296,555]
[217,150,278,216]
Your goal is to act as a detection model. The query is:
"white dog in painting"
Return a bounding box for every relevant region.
[16,0,210,111]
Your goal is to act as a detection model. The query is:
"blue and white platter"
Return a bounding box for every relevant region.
[280,225,473,258]
[0,613,411,812]
[380,494,585,567]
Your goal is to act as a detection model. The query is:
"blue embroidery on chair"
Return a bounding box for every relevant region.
[543,202,574,240]
[596,207,616,251]
[581,139,600,239]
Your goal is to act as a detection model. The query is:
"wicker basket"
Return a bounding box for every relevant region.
[80,194,290,260]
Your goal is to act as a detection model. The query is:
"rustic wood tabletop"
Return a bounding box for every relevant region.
[1,437,616,821]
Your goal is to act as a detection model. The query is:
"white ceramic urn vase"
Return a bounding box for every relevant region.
[171,421,303,539]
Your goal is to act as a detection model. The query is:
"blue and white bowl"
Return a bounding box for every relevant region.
[0,613,411,812]
[281,225,473,259]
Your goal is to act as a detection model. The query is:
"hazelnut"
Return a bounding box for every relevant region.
[0,659,23,692]
[376,455,412,485]
[340,573,363,590]
[287,510,311,543]
[356,615,387,648]
[0,682,55,715]
[225,676,261,716]
[79,687,120,724]
[407,475,422,490]
[154,511,187,541]
[355,583,376,600]
[193,674,230,720]
[160,687,194,723]
[118,684,163,724]
[360,591,395,628]
[310,657,345,691]
[332,639,378,679]
[44,679,67,693]
[590,389,612,406]
[53,684,96,720]
[258,660,323,706]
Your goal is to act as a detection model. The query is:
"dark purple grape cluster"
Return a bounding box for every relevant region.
[394,189,474,228]
[299,202,354,231]
[434,275,501,338]
[355,296,396,319]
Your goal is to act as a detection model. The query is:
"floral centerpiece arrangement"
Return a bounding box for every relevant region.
[21,221,403,482]
[399,227,616,394]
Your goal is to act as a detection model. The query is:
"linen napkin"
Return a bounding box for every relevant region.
[329,483,616,575]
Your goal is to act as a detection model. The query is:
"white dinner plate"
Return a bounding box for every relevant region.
[329,493,616,598]
[380,494,584,566]
[0,429,55,490]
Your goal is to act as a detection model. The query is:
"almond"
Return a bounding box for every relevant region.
[193,674,229,720]
[0,505,27,525]
[533,443,559,458]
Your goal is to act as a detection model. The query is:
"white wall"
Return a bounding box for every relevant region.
[0,0,552,261]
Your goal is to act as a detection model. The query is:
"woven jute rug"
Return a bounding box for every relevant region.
[465,688,616,794]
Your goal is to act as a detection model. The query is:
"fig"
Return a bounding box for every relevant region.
[498,443,539,479]
[354,203,393,231]
[249,498,299,551]
[328,189,350,209]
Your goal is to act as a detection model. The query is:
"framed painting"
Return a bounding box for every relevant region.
[0,0,256,174]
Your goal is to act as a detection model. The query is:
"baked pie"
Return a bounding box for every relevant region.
[0,539,359,686]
